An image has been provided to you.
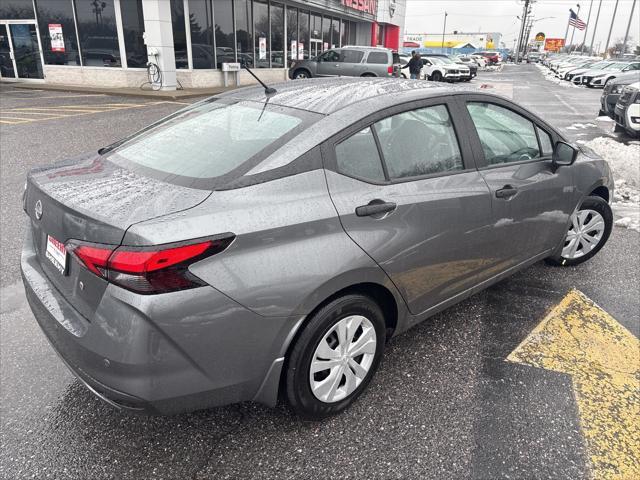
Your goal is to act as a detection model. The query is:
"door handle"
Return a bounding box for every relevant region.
[495,185,518,199]
[356,200,397,218]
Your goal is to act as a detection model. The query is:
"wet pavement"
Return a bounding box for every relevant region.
[1,67,639,479]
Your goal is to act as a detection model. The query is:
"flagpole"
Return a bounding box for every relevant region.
[563,10,572,51]
[621,0,637,57]
[603,0,619,58]
[589,0,603,55]
[580,0,594,54]
[569,4,581,52]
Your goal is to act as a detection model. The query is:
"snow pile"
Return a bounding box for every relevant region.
[584,136,640,232]
[534,63,581,88]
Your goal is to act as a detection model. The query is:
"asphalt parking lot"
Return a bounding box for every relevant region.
[1,66,639,479]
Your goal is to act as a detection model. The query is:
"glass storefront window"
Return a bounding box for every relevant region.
[341,19,348,47]
[298,10,309,60]
[253,0,268,68]
[120,0,146,68]
[34,0,80,66]
[270,2,283,68]
[321,15,330,51]
[74,0,121,67]
[189,0,215,69]
[235,0,253,67]
[214,0,234,67]
[286,6,296,65]
[170,0,188,69]
[330,17,339,48]
[349,21,357,45]
[0,0,35,19]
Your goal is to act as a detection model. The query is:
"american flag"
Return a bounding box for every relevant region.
[569,9,587,30]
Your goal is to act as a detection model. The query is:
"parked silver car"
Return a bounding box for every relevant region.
[288,46,401,79]
[23,78,614,418]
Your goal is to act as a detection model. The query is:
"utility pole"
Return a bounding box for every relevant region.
[580,0,594,54]
[603,0,619,58]
[569,4,581,52]
[589,0,602,55]
[515,0,531,63]
[621,0,637,57]
[441,12,448,51]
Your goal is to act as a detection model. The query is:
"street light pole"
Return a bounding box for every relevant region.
[603,0,619,58]
[589,0,602,55]
[441,12,448,51]
[580,0,594,54]
[515,0,530,63]
[621,0,637,57]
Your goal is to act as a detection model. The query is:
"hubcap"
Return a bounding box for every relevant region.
[309,315,377,403]
[562,209,605,259]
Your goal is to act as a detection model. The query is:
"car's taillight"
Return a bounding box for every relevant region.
[387,65,394,74]
[66,235,234,294]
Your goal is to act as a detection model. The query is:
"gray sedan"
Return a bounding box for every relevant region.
[22,78,614,418]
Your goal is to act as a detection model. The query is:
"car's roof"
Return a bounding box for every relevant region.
[217,77,462,115]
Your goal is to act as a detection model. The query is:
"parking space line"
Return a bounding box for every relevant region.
[0,102,154,124]
[0,117,38,124]
[508,289,640,480]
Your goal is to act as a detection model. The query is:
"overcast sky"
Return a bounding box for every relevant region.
[404,0,640,51]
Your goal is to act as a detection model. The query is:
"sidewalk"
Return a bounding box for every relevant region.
[10,82,239,100]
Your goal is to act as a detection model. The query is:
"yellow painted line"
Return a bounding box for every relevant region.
[2,110,79,117]
[11,107,103,114]
[0,118,32,124]
[507,289,640,480]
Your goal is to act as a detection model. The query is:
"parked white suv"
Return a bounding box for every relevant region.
[421,56,464,82]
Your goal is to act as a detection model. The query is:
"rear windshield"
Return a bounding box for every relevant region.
[108,99,316,188]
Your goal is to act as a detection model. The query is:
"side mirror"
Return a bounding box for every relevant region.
[552,141,578,167]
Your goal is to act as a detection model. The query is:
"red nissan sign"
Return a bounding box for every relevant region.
[342,0,378,15]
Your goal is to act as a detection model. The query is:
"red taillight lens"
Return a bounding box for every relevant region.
[387,65,394,74]
[67,236,234,294]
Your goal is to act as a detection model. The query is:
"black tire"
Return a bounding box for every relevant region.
[432,71,443,82]
[613,123,625,133]
[546,196,612,267]
[361,73,376,77]
[285,294,386,419]
[292,69,311,79]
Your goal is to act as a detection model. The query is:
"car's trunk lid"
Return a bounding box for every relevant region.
[24,152,211,320]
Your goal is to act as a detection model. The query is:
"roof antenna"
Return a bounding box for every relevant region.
[242,62,277,97]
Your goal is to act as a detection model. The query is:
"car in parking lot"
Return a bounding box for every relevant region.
[600,71,640,117]
[573,61,640,87]
[563,60,612,81]
[288,46,401,79]
[477,51,500,65]
[614,81,640,136]
[421,56,467,82]
[22,78,614,419]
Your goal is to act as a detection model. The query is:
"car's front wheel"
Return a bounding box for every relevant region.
[293,69,311,79]
[546,196,612,267]
[285,294,385,419]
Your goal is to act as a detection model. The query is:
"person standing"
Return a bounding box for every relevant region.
[402,51,424,80]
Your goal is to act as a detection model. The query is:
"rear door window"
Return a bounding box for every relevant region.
[366,51,388,64]
[342,49,364,63]
[374,105,463,179]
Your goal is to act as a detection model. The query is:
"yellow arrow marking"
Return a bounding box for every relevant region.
[507,289,639,480]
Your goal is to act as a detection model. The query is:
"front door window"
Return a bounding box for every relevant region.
[0,25,16,78]
[8,23,43,79]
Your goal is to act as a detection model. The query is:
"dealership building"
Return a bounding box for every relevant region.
[0,0,405,90]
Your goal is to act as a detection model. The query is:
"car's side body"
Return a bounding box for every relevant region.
[421,56,462,82]
[288,47,399,79]
[22,78,613,415]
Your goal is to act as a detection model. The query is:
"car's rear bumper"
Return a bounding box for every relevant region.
[21,227,300,414]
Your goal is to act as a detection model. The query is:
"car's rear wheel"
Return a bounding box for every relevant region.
[285,294,385,419]
[293,69,310,79]
[546,196,612,267]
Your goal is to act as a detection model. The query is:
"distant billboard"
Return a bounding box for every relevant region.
[544,38,565,52]
[535,32,546,42]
